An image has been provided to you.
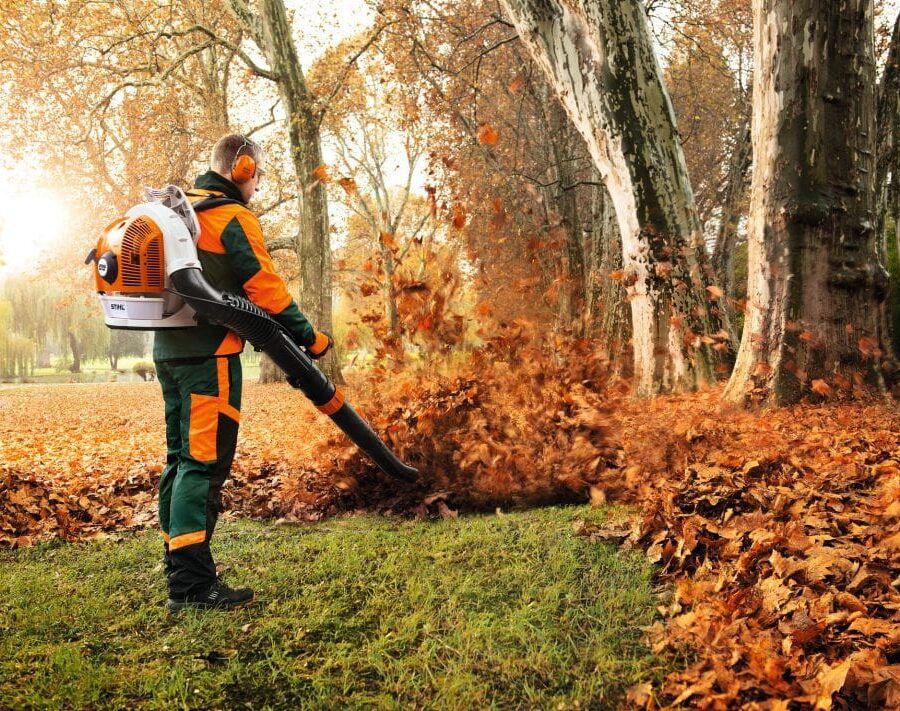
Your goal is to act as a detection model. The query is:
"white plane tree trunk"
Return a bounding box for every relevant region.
[724,0,888,405]
[499,0,726,397]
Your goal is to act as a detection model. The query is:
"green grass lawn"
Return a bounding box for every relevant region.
[0,507,668,710]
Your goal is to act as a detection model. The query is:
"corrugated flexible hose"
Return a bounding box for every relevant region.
[169,268,418,482]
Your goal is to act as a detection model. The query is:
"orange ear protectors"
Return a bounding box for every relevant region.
[231,154,256,182]
[230,136,257,183]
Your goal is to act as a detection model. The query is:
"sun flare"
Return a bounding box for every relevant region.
[0,186,70,279]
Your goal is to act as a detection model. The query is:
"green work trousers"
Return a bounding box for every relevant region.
[155,354,242,598]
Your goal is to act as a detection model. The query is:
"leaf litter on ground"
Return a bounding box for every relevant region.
[1,329,898,707]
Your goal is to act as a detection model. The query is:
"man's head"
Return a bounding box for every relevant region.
[210,134,266,203]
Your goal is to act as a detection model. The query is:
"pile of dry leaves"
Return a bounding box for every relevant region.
[581,390,900,709]
[0,383,336,546]
[0,328,620,543]
[298,322,622,516]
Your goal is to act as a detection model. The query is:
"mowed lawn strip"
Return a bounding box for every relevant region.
[0,506,668,710]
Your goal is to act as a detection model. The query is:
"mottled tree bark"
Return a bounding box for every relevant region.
[588,175,631,370]
[725,0,888,405]
[500,0,725,397]
[543,97,586,332]
[712,118,752,302]
[257,0,342,383]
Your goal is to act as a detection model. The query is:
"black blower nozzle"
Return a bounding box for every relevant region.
[170,268,417,483]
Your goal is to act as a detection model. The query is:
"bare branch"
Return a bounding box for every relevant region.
[257,194,298,217]
[247,101,282,136]
[156,24,278,81]
[266,235,296,251]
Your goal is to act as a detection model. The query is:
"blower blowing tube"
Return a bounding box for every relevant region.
[169,267,418,483]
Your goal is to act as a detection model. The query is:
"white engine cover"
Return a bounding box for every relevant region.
[124,201,201,276]
[97,199,203,330]
[100,295,196,329]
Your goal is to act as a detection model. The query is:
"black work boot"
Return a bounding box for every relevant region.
[167,581,255,611]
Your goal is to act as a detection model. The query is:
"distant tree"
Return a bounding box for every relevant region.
[1,0,399,385]
[0,277,55,359]
[0,274,108,374]
[377,0,625,341]
[50,291,109,374]
[876,12,900,355]
[312,49,449,355]
[0,1,238,215]
[108,331,148,371]
[0,299,13,377]
[661,0,754,304]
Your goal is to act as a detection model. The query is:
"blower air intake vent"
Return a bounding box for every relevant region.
[121,217,164,290]
[144,239,163,290]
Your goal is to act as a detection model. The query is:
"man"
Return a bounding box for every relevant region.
[154,134,332,611]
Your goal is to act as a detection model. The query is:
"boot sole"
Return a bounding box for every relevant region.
[167,594,256,612]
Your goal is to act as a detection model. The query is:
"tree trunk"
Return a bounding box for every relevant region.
[68,331,81,373]
[258,353,282,384]
[876,12,899,254]
[725,0,888,405]
[543,95,586,333]
[589,177,632,370]
[257,0,343,384]
[876,13,899,356]
[500,0,726,397]
[383,250,403,353]
[712,118,753,302]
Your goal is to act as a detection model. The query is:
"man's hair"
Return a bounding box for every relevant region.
[210,134,263,176]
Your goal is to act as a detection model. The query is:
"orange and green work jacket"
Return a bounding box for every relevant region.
[153,171,315,362]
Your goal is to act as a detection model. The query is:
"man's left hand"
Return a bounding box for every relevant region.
[307,331,334,359]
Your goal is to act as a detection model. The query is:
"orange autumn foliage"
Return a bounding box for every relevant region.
[476,124,500,145]
[582,389,900,709]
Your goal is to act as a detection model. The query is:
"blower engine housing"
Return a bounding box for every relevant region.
[90,202,201,329]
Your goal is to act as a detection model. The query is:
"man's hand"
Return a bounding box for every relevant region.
[307,331,334,359]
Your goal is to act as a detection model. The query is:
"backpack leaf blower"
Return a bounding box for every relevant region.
[86,186,417,483]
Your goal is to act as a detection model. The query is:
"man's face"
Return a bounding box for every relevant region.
[239,159,265,204]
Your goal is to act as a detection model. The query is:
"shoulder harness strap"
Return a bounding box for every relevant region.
[186,190,244,213]
[192,196,244,213]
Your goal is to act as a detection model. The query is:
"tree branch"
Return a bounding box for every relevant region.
[156,24,278,81]
[257,194,297,217]
[225,0,266,49]
[266,235,296,251]
[315,20,398,126]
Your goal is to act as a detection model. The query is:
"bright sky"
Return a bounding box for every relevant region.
[0,181,73,280]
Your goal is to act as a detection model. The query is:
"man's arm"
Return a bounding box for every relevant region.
[219,211,317,348]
